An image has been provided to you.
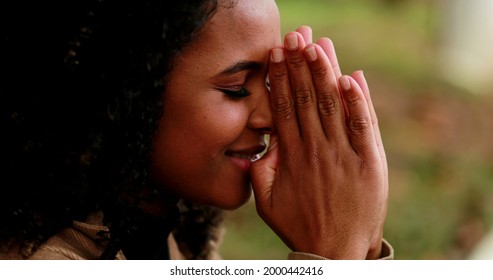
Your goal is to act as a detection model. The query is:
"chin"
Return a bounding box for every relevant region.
[207,187,252,210]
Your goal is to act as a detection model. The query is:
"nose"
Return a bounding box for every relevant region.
[247,81,274,134]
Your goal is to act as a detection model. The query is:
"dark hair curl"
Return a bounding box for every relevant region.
[1,0,225,259]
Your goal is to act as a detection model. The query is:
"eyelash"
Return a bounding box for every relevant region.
[219,76,269,99]
[221,87,251,99]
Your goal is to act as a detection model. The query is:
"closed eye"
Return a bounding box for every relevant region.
[220,87,251,99]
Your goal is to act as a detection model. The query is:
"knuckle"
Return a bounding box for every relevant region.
[294,88,313,107]
[318,93,338,116]
[272,95,294,119]
[346,93,363,106]
[349,116,370,134]
[271,69,288,81]
[288,56,306,69]
[331,151,345,168]
[312,66,327,79]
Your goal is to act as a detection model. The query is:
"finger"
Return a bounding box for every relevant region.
[351,71,387,171]
[304,44,348,143]
[351,71,389,250]
[251,134,280,214]
[316,38,342,78]
[268,47,300,148]
[296,26,313,44]
[317,37,347,120]
[339,75,377,157]
[351,71,380,145]
[284,32,322,140]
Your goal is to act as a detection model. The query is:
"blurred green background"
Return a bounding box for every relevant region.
[220,0,493,260]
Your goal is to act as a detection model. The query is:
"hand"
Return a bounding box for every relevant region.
[251,27,388,259]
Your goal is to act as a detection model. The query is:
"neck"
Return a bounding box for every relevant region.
[121,204,180,260]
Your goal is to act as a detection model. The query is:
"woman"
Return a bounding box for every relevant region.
[1,0,392,259]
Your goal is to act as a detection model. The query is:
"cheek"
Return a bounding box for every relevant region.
[154,96,251,165]
[206,104,248,142]
[169,91,249,145]
[150,101,252,207]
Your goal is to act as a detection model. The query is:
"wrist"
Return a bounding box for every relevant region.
[310,237,370,260]
[289,239,393,260]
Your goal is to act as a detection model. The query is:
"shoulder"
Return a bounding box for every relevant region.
[29,212,124,260]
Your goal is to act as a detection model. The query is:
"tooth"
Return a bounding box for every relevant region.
[250,154,261,162]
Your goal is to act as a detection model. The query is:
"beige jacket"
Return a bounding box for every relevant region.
[0,212,393,260]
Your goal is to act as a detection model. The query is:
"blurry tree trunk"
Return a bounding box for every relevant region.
[439,0,493,94]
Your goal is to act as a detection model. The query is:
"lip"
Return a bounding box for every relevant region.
[226,144,266,171]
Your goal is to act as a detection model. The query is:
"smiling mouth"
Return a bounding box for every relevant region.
[226,152,263,162]
[226,135,269,163]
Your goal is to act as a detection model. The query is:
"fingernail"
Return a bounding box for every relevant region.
[285,34,298,50]
[355,69,365,78]
[340,76,351,91]
[305,46,317,61]
[271,48,284,63]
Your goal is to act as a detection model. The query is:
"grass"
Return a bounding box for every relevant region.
[219,0,493,260]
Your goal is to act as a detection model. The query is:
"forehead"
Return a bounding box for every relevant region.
[181,0,280,61]
[210,0,280,37]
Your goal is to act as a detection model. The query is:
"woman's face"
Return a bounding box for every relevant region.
[151,0,281,209]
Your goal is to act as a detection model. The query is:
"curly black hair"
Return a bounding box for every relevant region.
[1,0,228,259]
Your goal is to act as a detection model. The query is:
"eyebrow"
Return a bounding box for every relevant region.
[217,61,263,77]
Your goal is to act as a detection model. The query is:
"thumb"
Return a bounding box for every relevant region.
[250,134,279,209]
